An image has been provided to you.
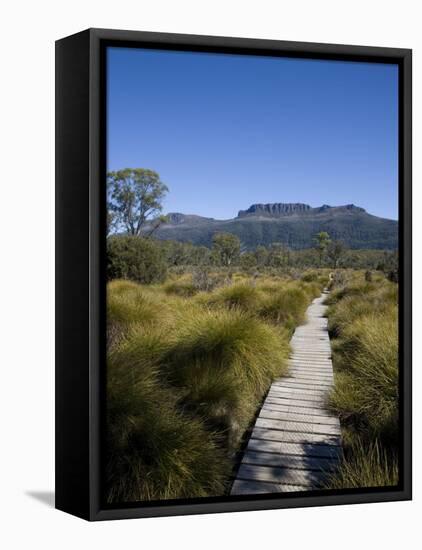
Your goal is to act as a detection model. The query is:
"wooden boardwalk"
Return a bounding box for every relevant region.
[231,291,341,495]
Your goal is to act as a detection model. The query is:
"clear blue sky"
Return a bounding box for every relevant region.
[107,47,398,221]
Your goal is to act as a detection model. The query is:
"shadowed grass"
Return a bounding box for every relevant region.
[164,308,290,450]
[106,329,229,503]
[326,439,398,489]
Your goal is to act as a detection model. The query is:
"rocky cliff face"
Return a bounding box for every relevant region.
[238,203,312,217]
[165,212,214,226]
[238,202,366,218]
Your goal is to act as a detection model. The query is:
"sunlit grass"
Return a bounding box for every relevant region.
[325,272,399,489]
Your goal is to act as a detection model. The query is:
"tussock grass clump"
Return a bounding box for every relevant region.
[107,279,141,296]
[164,279,198,297]
[326,439,398,489]
[301,270,319,283]
[329,311,398,442]
[254,278,288,294]
[106,330,229,503]
[204,283,264,314]
[107,280,175,347]
[301,270,329,288]
[324,281,376,306]
[326,272,399,490]
[164,309,290,449]
[258,285,309,331]
[327,282,398,337]
[299,281,323,300]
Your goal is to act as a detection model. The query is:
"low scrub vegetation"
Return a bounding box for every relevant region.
[106,271,324,502]
[325,272,399,488]
[107,236,167,284]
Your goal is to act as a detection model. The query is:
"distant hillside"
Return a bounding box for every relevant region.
[146,203,398,250]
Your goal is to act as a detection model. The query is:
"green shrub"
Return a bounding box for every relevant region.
[107,235,167,284]
[106,330,229,503]
[300,270,328,287]
[301,270,319,282]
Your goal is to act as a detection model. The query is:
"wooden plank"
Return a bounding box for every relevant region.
[282,379,333,386]
[286,376,333,383]
[271,441,341,459]
[273,380,332,390]
[265,396,327,409]
[283,374,333,380]
[251,426,341,446]
[259,408,340,426]
[242,450,338,472]
[237,464,327,487]
[284,373,334,380]
[270,385,328,396]
[269,386,328,397]
[231,480,284,495]
[288,364,332,368]
[280,380,333,389]
[263,402,336,417]
[276,375,333,383]
[267,392,326,405]
[285,374,332,381]
[231,480,311,494]
[255,417,341,436]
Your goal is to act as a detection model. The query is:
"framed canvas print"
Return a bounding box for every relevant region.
[55,28,412,521]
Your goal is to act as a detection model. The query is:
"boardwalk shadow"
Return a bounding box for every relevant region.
[298,442,341,488]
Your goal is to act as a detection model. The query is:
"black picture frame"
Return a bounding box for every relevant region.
[55,28,412,521]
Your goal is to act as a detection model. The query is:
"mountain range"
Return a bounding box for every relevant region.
[147,202,398,250]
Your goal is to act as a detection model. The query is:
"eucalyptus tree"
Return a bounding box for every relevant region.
[107,168,168,236]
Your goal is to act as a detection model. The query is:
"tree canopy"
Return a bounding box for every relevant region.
[313,231,331,265]
[327,240,346,268]
[107,168,168,236]
[212,232,241,267]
